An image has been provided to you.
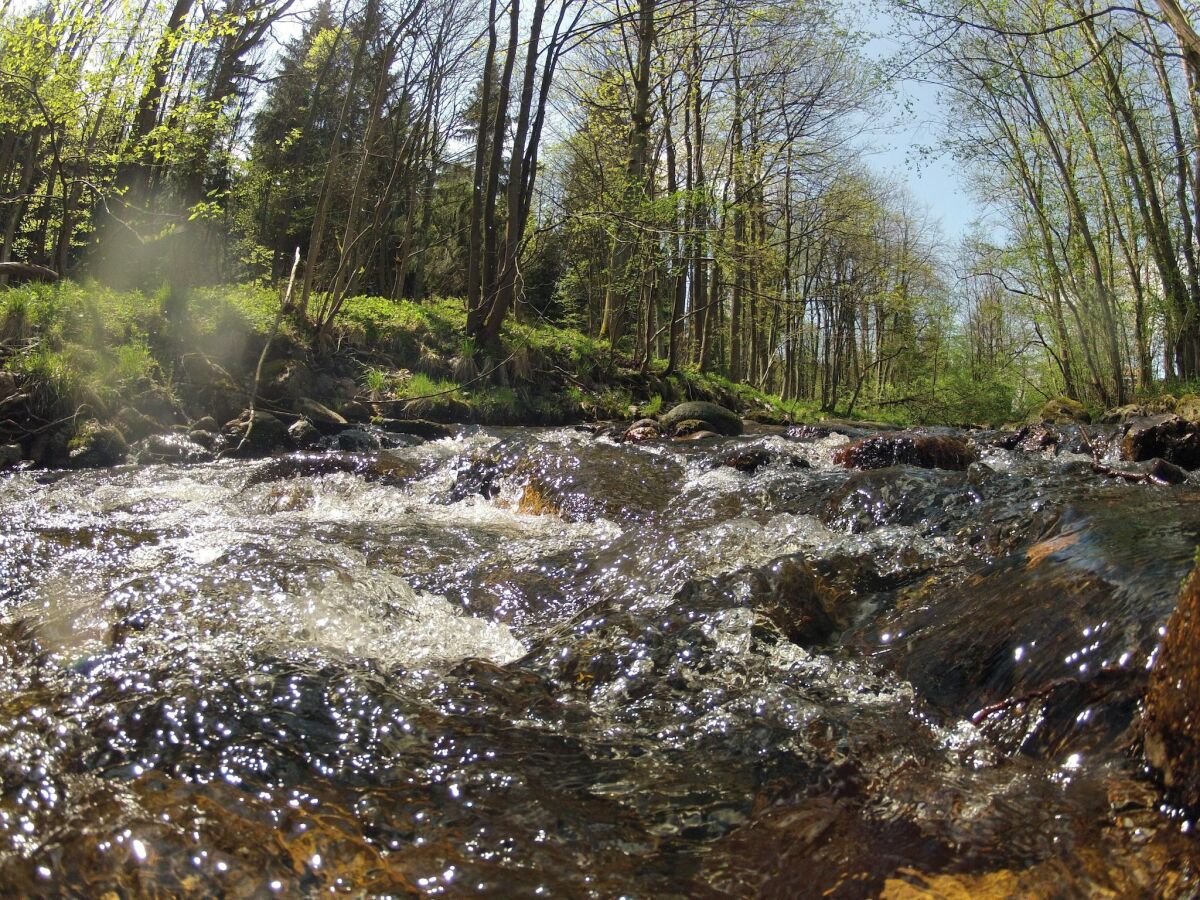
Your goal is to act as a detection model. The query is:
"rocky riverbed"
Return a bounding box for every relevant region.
[0,418,1198,896]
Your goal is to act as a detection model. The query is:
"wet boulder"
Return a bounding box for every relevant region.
[833,433,978,471]
[244,453,371,486]
[862,496,1200,758]
[375,418,454,440]
[222,409,292,458]
[294,397,348,434]
[1038,396,1090,424]
[1094,458,1190,486]
[676,555,842,647]
[621,419,661,444]
[717,445,809,474]
[190,416,219,434]
[1121,415,1200,469]
[660,401,743,437]
[1143,560,1200,808]
[67,420,128,468]
[337,428,381,453]
[448,434,684,525]
[287,418,321,449]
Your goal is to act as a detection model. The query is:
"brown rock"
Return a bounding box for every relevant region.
[1143,561,1200,808]
[622,418,661,444]
[375,418,454,440]
[339,400,372,422]
[1121,415,1200,469]
[834,434,978,471]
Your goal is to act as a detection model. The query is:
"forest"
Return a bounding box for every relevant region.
[3,0,1200,424]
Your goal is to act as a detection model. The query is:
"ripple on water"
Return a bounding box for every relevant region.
[0,427,1198,896]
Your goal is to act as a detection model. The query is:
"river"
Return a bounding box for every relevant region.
[0,423,1197,896]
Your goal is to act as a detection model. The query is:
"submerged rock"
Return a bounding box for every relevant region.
[134,433,213,464]
[1143,560,1200,809]
[660,401,743,436]
[1122,415,1200,469]
[833,433,978,471]
[244,452,371,486]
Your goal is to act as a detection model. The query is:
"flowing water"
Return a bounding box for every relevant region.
[1,423,1199,896]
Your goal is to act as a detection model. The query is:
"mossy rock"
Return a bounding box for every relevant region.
[67,420,129,468]
[659,401,743,436]
[1037,396,1090,425]
[1175,393,1200,424]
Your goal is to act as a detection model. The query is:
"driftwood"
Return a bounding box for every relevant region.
[0,262,59,283]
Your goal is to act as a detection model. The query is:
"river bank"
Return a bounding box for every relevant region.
[0,281,811,469]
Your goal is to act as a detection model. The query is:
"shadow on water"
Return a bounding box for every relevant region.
[0,425,1198,896]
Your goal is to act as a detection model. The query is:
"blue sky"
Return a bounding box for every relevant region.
[857,2,991,242]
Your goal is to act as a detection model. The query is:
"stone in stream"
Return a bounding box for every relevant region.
[718,446,809,473]
[374,417,454,440]
[1038,396,1090,424]
[671,418,715,438]
[861,495,1200,760]
[448,434,684,524]
[833,433,977,471]
[621,418,661,443]
[338,399,372,422]
[1143,559,1200,809]
[1122,415,1200,469]
[244,453,371,486]
[337,428,381,452]
[294,397,348,433]
[287,418,322,449]
[222,409,292,457]
[675,555,842,647]
[659,401,744,436]
[67,420,128,468]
